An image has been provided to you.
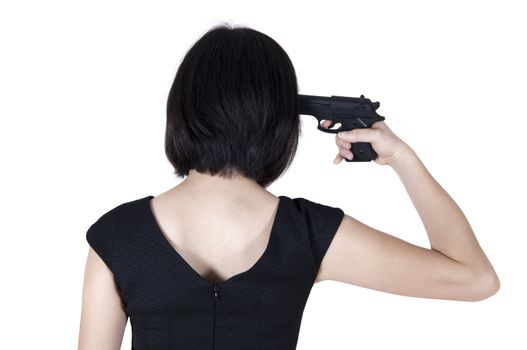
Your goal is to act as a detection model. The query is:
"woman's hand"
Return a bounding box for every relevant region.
[320,120,413,166]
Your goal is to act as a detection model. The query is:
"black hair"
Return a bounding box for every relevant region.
[165,23,301,188]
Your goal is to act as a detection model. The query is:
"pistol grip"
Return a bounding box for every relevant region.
[345,142,378,162]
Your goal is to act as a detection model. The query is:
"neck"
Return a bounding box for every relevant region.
[176,169,270,201]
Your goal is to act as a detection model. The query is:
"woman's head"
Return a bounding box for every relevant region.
[165,23,300,188]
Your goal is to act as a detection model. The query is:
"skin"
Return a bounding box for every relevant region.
[78,120,500,349]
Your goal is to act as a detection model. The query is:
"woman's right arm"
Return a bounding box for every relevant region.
[315,120,500,301]
[78,248,127,350]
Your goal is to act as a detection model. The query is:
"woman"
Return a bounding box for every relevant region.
[78,23,499,350]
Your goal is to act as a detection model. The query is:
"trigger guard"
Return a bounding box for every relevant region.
[317,119,340,133]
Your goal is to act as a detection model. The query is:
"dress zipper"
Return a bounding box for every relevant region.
[212,283,220,350]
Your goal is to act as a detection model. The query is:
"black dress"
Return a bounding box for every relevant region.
[86,194,344,350]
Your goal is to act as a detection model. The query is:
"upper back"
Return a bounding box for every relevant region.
[86,194,344,349]
[148,191,282,285]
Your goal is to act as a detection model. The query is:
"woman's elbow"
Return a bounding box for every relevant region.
[466,271,500,301]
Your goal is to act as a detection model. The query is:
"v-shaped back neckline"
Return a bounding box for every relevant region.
[144,195,285,288]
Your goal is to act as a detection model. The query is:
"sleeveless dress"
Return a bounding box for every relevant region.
[86,194,344,350]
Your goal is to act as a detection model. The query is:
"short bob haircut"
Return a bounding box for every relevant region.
[165,23,300,189]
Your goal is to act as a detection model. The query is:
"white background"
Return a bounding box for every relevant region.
[1,1,525,349]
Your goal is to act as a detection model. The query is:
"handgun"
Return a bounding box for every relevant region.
[298,94,385,162]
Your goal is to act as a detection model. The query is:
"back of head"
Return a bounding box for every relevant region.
[165,23,300,188]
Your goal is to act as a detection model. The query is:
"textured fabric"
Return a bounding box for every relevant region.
[86,194,344,350]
